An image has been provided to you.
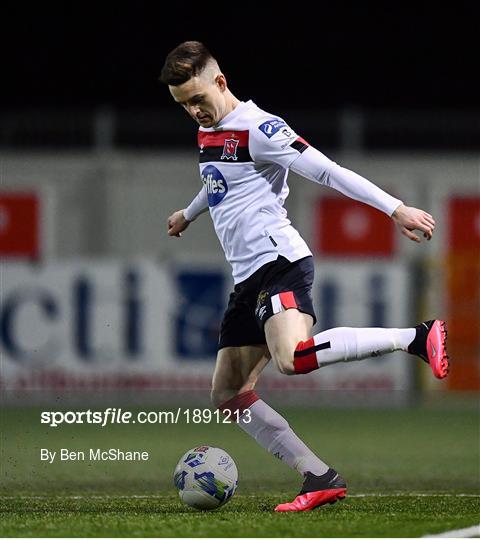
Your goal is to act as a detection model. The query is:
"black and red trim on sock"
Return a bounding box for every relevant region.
[294,338,331,374]
[218,390,259,419]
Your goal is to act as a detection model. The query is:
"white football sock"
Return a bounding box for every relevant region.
[294,327,415,372]
[237,399,329,476]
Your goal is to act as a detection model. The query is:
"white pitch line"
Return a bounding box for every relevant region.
[349,493,480,498]
[0,493,479,500]
[423,524,480,538]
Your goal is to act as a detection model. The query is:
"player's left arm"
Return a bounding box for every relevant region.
[250,118,435,242]
[390,203,435,243]
[290,146,435,242]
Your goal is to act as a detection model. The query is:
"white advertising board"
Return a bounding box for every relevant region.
[0,258,411,402]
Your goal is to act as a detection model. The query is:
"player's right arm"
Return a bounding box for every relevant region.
[167,188,208,237]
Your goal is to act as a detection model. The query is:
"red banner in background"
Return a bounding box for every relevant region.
[0,192,40,259]
[315,197,395,256]
[448,197,480,250]
[446,196,480,391]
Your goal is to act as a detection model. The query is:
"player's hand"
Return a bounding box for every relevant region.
[391,204,435,243]
[167,209,190,238]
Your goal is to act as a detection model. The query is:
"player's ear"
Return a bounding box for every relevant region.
[216,74,227,92]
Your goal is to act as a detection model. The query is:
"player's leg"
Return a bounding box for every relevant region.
[212,345,334,478]
[213,346,346,512]
[226,314,347,512]
[215,259,346,511]
[265,308,449,379]
[265,308,414,375]
[258,256,448,379]
[210,345,270,407]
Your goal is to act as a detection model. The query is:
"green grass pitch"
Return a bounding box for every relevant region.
[1,405,479,537]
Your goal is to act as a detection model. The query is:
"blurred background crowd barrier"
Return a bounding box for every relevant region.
[1,108,479,405]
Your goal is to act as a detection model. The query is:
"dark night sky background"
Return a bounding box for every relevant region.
[1,2,479,112]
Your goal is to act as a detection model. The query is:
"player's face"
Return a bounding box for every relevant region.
[169,75,227,128]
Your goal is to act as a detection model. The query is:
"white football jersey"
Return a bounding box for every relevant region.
[185,100,402,284]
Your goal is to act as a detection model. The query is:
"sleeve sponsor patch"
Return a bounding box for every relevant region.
[258,119,287,138]
[289,137,309,153]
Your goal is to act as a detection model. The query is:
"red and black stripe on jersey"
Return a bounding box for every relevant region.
[198,130,253,163]
[198,131,308,163]
[290,136,309,153]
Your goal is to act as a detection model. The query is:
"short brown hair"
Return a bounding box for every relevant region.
[160,41,215,86]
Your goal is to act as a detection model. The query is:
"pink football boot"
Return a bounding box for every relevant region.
[408,320,450,379]
[275,469,347,512]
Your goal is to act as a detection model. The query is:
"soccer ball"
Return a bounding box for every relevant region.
[173,445,238,510]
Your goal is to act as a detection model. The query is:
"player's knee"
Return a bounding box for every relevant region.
[210,387,236,409]
[271,350,295,375]
[277,361,295,375]
[210,389,222,409]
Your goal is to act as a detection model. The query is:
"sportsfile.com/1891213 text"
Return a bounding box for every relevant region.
[40,408,252,427]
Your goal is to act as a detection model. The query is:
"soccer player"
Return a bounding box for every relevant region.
[160,41,449,512]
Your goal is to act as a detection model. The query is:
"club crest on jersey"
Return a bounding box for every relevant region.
[258,119,287,138]
[221,138,239,160]
[201,164,228,207]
